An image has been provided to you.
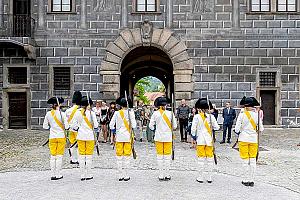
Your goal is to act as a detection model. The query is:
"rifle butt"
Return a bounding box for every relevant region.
[96,145,100,156]
[68,148,72,157]
[132,147,137,159]
[42,140,49,147]
[213,154,218,165]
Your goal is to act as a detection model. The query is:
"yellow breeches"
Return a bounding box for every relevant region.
[69,131,77,144]
[78,140,95,155]
[49,138,66,156]
[155,142,172,155]
[239,142,258,159]
[115,142,131,157]
[196,145,213,158]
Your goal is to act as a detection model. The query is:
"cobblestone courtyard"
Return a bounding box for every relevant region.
[0,128,299,199]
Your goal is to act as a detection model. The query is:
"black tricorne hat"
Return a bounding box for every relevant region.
[72,91,82,105]
[47,97,64,105]
[195,98,213,109]
[81,96,93,106]
[154,97,168,107]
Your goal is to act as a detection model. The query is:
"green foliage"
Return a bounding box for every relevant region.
[134,76,166,104]
[134,78,151,104]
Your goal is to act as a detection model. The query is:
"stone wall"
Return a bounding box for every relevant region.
[0,0,299,128]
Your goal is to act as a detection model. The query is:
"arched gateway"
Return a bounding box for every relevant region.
[100,24,194,103]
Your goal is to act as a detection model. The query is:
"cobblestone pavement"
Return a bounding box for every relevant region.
[0,128,299,199]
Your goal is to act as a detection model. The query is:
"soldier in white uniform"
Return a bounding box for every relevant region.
[149,97,177,181]
[109,97,137,181]
[65,91,82,164]
[71,96,99,181]
[191,98,219,183]
[43,97,69,180]
[235,97,264,187]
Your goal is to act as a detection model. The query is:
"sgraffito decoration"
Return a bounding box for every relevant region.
[94,0,115,12]
[192,0,214,13]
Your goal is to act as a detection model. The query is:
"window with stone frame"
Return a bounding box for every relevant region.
[53,67,71,96]
[259,72,277,87]
[133,0,160,12]
[250,0,271,12]
[50,0,72,12]
[277,0,297,12]
[8,67,27,84]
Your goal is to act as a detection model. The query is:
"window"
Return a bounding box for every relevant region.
[51,0,72,12]
[8,67,27,84]
[277,0,296,12]
[259,72,276,87]
[251,0,271,11]
[53,67,71,96]
[136,0,157,12]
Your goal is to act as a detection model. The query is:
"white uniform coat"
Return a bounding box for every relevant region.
[43,109,69,139]
[71,108,98,141]
[65,105,79,124]
[109,109,137,142]
[191,113,219,146]
[235,110,264,144]
[149,110,177,143]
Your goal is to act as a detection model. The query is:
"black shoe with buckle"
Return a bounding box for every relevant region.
[249,182,254,187]
[86,177,93,180]
[70,161,79,165]
[207,180,212,184]
[118,178,124,181]
[165,176,171,181]
[220,141,225,144]
[158,177,164,181]
[242,181,250,186]
[81,178,85,181]
[124,177,130,181]
[55,176,63,180]
[51,177,56,180]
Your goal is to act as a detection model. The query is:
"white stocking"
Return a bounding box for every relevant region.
[50,156,56,178]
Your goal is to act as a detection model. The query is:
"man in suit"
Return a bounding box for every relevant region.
[220,102,236,144]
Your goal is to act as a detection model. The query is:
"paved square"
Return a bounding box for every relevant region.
[0,128,299,199]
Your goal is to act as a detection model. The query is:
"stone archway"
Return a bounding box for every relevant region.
[100,26,194,102]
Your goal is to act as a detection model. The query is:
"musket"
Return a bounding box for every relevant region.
[207,95,217,165]
[56,97,72,157]
[256,97,261,161]
[171,93,175,160]
[87,93,100,156]
[42,139,49,147]
[125,91,137,159]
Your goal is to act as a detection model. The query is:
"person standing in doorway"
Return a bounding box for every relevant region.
[177,99,190,142]
[220,102,236,144]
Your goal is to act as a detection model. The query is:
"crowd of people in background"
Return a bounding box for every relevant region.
[83,98,264,146]
[43,91,265,185]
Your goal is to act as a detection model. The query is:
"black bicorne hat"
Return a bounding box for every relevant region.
[250,97,260,107]
[239,96,246,106]
[110,101,116,105]
[195,98,213,109]
[243,97,260,107]
[47,97,64,105]
[116,97,133,108]
[154,97,168,107]
[72,91,82,105]
[81,96,93,106]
